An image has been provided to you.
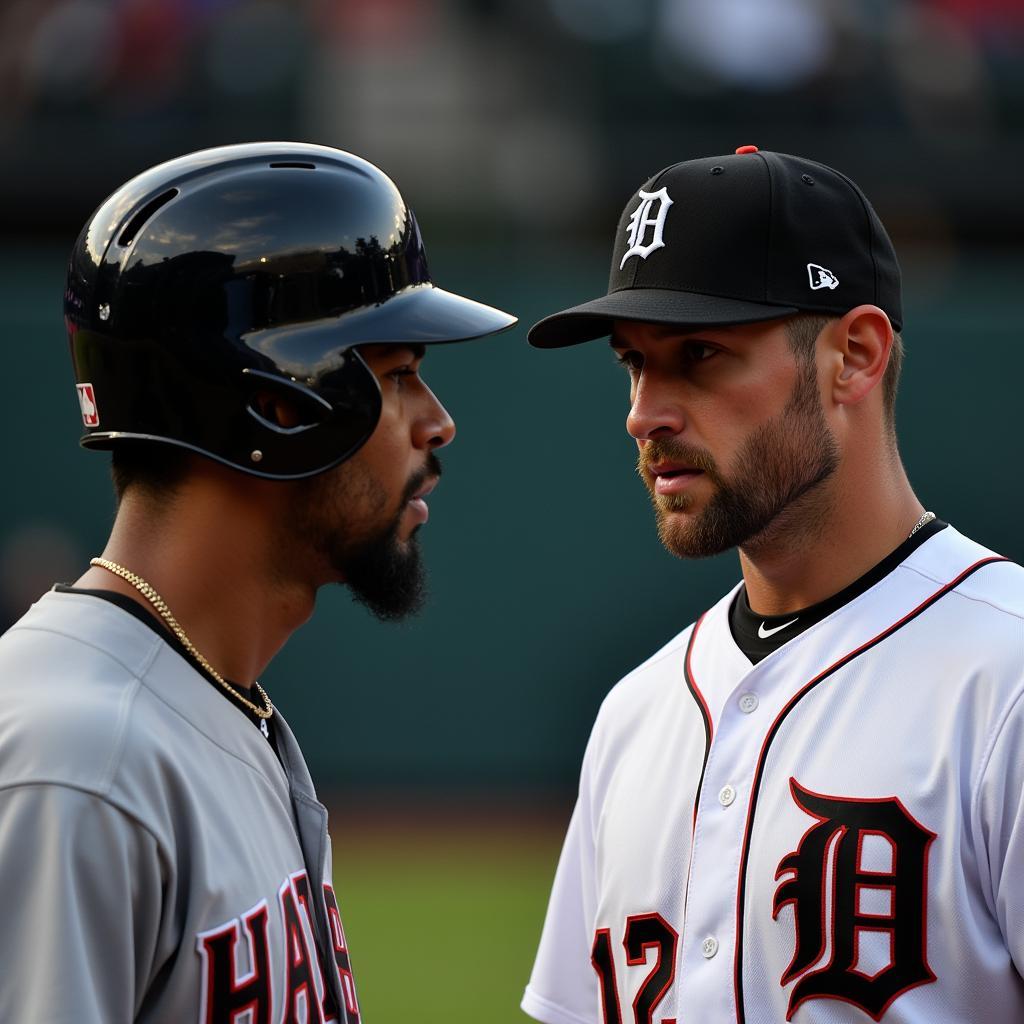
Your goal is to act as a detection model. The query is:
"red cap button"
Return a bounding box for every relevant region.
[735,145,759,154]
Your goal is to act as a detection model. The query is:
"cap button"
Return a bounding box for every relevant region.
[735,145,759,154]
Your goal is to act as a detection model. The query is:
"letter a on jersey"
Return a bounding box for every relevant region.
[773,778,937,1021]
[620,188,673,269]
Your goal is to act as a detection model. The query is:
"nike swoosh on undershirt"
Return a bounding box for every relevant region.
[757,618,799,639]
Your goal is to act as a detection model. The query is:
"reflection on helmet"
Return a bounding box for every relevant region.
[65,142,517,479]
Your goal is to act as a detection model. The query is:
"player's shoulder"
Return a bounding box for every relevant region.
[597,579,740,704]
[0,588,162,675]
[908,526,1024,623]
[0,591,278,813]
[0,592,164,793]
[605,625,694,696]
[590,614,707,741]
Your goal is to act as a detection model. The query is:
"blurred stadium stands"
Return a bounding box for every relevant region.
[1,0,1021,798]
[3,6,1021,1019]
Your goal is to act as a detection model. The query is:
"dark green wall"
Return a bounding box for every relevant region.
[3,242,1021,792]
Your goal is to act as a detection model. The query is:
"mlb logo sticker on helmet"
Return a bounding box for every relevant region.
[76,383,99,427]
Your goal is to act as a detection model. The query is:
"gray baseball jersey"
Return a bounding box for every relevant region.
[0,590,360,1023]
[523,525,1024,1023]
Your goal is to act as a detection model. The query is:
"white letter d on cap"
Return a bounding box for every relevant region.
[620,188,673,269]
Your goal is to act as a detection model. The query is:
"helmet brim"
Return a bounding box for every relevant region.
[244,283,516,362]
[343,282,518,347]
[250,280,512,348]
[527,288,798,349]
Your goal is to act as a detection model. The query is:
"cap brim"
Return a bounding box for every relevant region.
[528,289,798,348]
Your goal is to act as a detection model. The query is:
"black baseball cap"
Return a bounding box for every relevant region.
[528,146,902,348]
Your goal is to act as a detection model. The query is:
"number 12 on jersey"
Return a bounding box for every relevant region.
[591,913,679,1024]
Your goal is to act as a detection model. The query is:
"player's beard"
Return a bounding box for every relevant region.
[639,355,840,559]
[292,454,440,621]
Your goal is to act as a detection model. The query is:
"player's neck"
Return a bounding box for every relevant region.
[738,452,924,617]
[75,482,316,689]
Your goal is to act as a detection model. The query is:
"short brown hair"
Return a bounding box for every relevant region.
[111,443,191,506]
[785,313,904,428]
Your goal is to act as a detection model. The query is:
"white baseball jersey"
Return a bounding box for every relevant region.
[523,525,1024,1023]
[0,590,361,1023]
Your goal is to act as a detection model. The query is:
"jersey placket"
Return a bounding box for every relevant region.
[676,604,783,1022]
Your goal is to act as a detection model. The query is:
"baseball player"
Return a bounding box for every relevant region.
[521,147,1023,1022]
[0,142,516,1021]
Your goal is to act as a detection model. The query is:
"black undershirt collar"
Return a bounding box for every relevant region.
[728,518,948,665]
[53,584,279,753]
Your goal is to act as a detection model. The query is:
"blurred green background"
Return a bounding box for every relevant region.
[328,804,563,1022]
[5,243,1022,794]
[1,2,1022,1020]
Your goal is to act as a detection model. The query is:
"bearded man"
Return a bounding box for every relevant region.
[522,147,1023,1024]
[0,142,515,1022]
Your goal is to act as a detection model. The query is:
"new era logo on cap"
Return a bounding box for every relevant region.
[76,383,99,427]
[807,263,838,290]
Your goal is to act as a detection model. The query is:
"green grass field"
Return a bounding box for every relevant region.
[330,806,565,1022]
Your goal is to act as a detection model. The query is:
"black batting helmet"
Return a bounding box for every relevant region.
[65,142,517,479]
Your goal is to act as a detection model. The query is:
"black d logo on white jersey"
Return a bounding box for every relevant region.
[773,778,937,1020]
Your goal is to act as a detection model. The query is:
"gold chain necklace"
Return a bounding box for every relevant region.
[908,510,936,538]
[90,558,274,729]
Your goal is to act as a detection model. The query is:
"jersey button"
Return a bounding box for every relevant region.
[701,936,719,959]
[739,692,759,713]
[718,784,737,807]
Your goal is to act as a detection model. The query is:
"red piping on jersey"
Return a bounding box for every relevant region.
[683,612,713,829]
[730,555,1008,1023]
[681,614,714,926]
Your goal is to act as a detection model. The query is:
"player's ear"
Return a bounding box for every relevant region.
[829,305,894,410]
